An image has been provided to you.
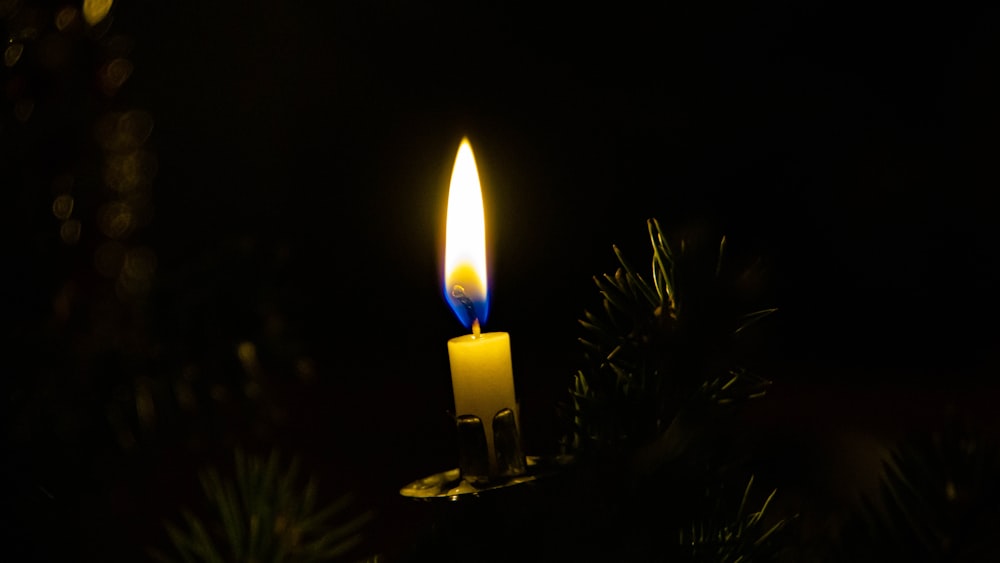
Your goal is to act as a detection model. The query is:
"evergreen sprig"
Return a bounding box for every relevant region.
[150,449,375,563]
[566,218,775,456]
[832,415,1000,562]
[679,475,794,562]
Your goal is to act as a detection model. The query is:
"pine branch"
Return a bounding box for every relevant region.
[679,476,795,562]
[832,414,1000,562]
[564,218,776,458]
[151,448,376,563]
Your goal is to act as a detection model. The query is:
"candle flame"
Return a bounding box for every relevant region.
[444,137,489,330]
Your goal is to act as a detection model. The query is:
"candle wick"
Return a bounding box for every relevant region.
[451,284,480,333]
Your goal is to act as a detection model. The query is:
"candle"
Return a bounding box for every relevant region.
[443,137,520,477]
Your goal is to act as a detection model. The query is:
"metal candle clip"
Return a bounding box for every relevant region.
[455,407,526,485]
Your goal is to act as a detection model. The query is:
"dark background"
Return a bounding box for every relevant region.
[5,1,999,561]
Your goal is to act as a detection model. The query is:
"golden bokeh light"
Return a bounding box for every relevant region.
[210,384,228,403]
[97,200,134,239]
[52,194,74,219]
[295,358,317,383]
[55,5,79,30]
[237,341,261,379]
[104,149,156,193]
[82,0,112,26]
[174,379,196,411]
[60,219,81,244]
[51,281,75,325]
[122,245,156,280]
[100,57,132,93]
[117,246,155,297]
[95,109,154,152]
[4,43,23,67]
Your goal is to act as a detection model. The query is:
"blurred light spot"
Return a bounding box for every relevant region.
[95,109,154,152]
[175,379,196,411]
[116,269,150,298]
[945,480,957,501]
[94,240,125,277]
[100,57,132,94]
[244,381,261,399]
[182,364,199,381]
[4,43,23,67]
[104,149,156,193]
[237,341,261,378]
[52,194,74,219]
[52,281,76,324]
[120,245,156,289]
[60,219,81,244]
[55,6,79,30]
[97,200,134,238]
[83,0,112,26]
[295,357,317,383]
[14,98,34,122]
[210,384,228,402]
[135,376,155,430]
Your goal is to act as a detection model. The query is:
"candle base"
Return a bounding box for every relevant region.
[455,407,526,484]
[399,454,574,500]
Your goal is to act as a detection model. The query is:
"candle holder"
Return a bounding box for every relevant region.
[399,453,574,500]
[456,407,526,484]
[400,405,574,500]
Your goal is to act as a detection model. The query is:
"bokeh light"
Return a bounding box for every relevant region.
[52,194,74,219]
[104,149,157,194]
[100,57,132,94]
[117,247,155,297]
[118,245,156,295]
[60,218,82,244]
[97,200,134,239]
[82,0,112,27]
[95,109,154,152]
[295,358,317,383]
[55,5,78,30]
[4,42,23,66]
[237,341,261,377]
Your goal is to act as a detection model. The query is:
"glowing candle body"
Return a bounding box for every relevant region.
[443,137,519,476]
[447,328,517,470]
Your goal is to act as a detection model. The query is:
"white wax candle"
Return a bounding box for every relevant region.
[447,322,517,472]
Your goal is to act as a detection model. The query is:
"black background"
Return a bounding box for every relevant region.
[5,1,1000,560]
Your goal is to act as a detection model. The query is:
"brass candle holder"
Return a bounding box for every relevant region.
[400,405,572,500]
[455,407,526,484]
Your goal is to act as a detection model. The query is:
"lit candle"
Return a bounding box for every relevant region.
[443,137,520,477]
